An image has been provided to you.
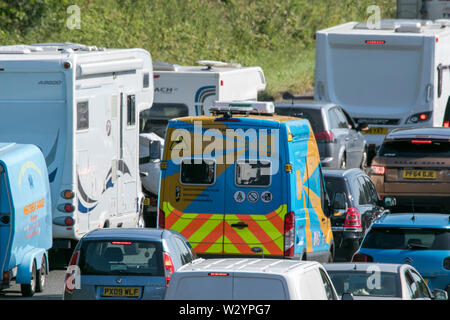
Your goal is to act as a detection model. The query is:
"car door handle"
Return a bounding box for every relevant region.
[231,222,248,229]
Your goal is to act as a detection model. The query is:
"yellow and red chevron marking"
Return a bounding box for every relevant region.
[161,201,288,256]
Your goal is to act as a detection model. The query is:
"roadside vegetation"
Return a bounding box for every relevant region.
[0,0,396,99]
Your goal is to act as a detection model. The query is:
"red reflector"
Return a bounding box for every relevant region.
[64,217,74,226]
[284,211,295,257]
[64,204,74,213]
[365,40,385,45]
[208,272,229,277]
[443,121,450,128]
[220,80,224,86]
[158,208,165,228]
[411,140,432,144]
[419,114,428,121]
[111,241,132,245]
[371,165,385,175]
[154,75,160,79]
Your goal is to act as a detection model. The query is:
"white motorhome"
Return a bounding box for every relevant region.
[138,61,266,226]
[0,43,153,251]
[315,19,450,157]
[397,0,450,20]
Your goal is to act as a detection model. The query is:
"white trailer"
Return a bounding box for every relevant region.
[314,19,450,158]
[0,43,153,251]
[397,0,450,20]
[138,61,266,226]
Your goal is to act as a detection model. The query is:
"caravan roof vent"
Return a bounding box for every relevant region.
[197,60,242,69]
[152,61,179,72]
[395,22,423,33]
[435,19,450,28]
[0,45,43,54]
[211,101,274,115]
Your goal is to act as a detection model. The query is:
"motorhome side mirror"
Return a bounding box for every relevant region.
[383,197,396,208]
[332,193,347,211]
[149,140,162,161]
[341,292,354,300]
[432,289,448,300]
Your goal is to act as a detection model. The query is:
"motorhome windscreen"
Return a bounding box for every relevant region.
[379,140,450,157]
[180,159,215,185]
[235,160,271,187]
[140,103,189,138]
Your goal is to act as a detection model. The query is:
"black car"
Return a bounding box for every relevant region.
[275,101,368,169]
[323,168,395,261]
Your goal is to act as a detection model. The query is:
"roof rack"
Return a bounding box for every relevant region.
[210,101,275,117]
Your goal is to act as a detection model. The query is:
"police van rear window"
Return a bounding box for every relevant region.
[181,159,215,185]
[235,160,271,187]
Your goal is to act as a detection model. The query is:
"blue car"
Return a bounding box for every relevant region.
[353,213,450,295]
[63,228,198,300]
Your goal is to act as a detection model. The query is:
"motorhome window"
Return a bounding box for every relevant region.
[143,73,150,88]
[140,103,189,138]
[180,159,215,185]
[127,95,136,126]
[235,160,271,187]
[275,107,325,132]
[77,101,89,130]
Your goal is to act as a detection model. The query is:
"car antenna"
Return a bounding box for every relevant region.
[411,199,416,221]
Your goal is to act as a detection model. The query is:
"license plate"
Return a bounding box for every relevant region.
[402,170,436,180]
[362,127,388,135]
[102,287,140,297]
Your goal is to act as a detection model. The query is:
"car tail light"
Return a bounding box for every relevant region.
[344,207,362,230]
[208,272,229,276]
[371,165,385,175]
[64,204,74,213]
[352,252,373,262]
[314,130,336,143]
[284,211,295,257]
[111,241,132,245]
[2,271,11,286]
[164,253,175,287]
[158,208,165,229]
[444,257,450,270]
[65,250,80,293]
[64,217,74,226]
[406,112,432,124]
[411,140,432,144]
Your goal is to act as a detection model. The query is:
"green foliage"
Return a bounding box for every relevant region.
[0,0,396,98]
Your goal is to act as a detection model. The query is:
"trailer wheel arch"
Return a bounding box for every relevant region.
[15,248,47,285]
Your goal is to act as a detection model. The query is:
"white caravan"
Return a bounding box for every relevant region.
[0,43,153,250]
[397,0,450,20]
[138,61,266,225]
[315,19,450,156]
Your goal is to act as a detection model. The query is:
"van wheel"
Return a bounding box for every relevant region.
[21,260,37,297]
[36,256,47,293]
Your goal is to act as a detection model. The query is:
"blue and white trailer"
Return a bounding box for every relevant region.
[0,143,52,297]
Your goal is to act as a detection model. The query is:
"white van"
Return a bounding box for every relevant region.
[164,258,339,300]
[0,43,153,252]
[315,19,450,158]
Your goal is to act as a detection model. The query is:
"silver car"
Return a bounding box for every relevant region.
[275,102,367,169]
[324,263,448,300]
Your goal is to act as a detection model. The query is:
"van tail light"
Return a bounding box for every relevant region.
[371,165,385,175]
[352,252,373,262]
[314,130,336,143]
[65,250,80,293]
[284,211,295,257]
[158,208,165,229]
[164,253,175,287]
[444,257,450,270]
[208,272,229,276]
[444,121,449,128]
[344,207,362,230]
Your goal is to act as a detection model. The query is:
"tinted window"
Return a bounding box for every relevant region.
[409,270,431,299]
[181,159,215,185]
[325,177,348,204]
[78,240,163,276]
[354,176,369,205]
[362,227,450,250]
[235,160,271,187]
[379,140,450,158]
[127,95,136,126]
[140,103,189,138]
[319,268,337,300]
[233,277,287,300]
[275,107,325,132]
[327,270,400,298]
[77,101,89,130]
[363,176,380,205]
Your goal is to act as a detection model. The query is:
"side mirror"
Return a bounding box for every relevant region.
[332,193,347,211]
[432,289,448,300]
[356,122,369,132]
[341,292,354,300]
[382,197,396,208]
[149,140,162,161]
